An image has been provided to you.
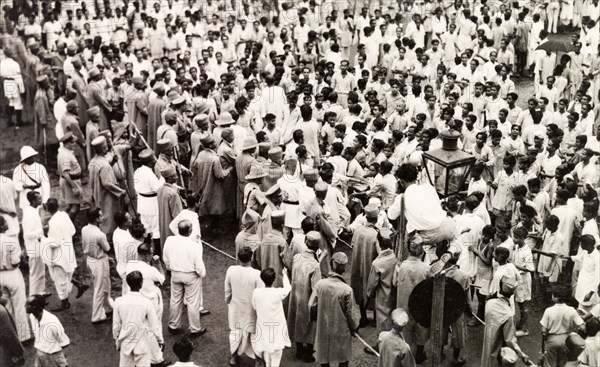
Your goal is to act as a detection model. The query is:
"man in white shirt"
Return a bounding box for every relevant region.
[42,12,63,51]
[394,163,458,244]
[277,158,304,236]
[260,75,287,128]
[331,60,357,108]
[22,191,46,296]
[551,190,580,256]
[536,76,559,112]
[82,208,114,323]
[168,193,202,244]
[112,211,139,294]
[163,220,207,336]
[126,243,166,366]
[26,295,70,366]
[13,146,50,210]
[167,194,209,315]
[134,149,164,246]
[566,235,600,304]
[453,196,485,278]
[113,271,163,367]
[132,49,152,77]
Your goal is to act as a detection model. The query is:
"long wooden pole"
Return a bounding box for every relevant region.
[201,240,236,261]
[354,333,380,357]
[430,274,446,367]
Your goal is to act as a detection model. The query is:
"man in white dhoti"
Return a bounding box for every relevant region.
[225,247,264,366]
[134,149,164,249]
[113,271,163,367]
[126,243,167,366]
[44,198,88,311]
[22,191,47,296]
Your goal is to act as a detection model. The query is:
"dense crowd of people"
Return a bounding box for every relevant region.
[1,0,600,366]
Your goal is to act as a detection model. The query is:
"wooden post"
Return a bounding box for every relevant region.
[430,274,445,367]
[394,195,409,261]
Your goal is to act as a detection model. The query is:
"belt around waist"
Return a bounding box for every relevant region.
[170,270,200,275]
[283,200,299,205]
[139,192,158,198]
[86,254,107,260]
[69,173,83,180]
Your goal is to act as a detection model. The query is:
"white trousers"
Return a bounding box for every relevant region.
[0,268,32,341]
[169,271,202,332]
[48,265,73,300]
[547,2,560,33]
[87,256,113,322]
[28,255,46,296]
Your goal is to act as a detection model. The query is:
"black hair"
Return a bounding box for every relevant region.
[260,268,276,287]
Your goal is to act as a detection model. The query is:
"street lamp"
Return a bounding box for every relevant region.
[422,129,476,198]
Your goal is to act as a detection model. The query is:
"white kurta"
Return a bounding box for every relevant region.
[225,265,264,356]
[571,249,600,304]
[44,212,77,300]
[251,275,292,354]
[125,260,165,363]
[113,292,163,361]
[44,211,77,273]
[453,213,485,278]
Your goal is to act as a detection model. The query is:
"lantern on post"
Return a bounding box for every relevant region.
[421,129,476,198]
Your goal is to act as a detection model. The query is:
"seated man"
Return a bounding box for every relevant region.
[392,163,459,244]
